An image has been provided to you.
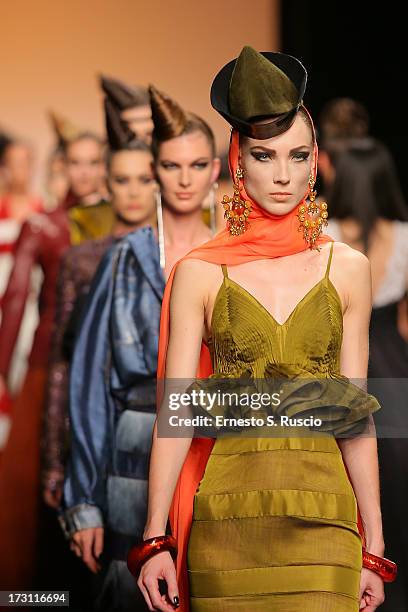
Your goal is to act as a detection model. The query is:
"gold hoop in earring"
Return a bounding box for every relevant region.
[296,176,328,250]
[222,167,252,236]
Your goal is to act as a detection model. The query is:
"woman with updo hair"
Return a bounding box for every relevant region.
[148,85,220,275]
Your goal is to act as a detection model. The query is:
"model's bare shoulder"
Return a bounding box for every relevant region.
[333,241,370,277]
[173,258,221,291]
[170,259,219,313]
[332,242,372,310]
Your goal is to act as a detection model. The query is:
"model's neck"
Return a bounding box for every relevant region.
[77,191,104,206]
[111,216,155,238]
[162,206,207,247]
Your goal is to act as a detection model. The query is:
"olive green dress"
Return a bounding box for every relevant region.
[187,241,379,611]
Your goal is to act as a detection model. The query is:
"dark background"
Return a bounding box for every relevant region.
[281,2,407,197]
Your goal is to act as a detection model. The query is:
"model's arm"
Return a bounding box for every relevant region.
[41,249,77,508]
[62,250,115,574]
[63,251,113,523]
[337,249,384,555]
[337,247,384,608]
[0,220,37,392]
[139,259,207,612]
[144,259,206,537]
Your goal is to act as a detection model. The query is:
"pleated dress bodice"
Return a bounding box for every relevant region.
[207,240,342,379]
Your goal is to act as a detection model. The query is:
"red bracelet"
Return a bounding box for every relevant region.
[362,548,397,582]
[127,535,177,577]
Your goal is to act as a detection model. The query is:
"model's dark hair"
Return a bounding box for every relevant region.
[0,130,13,164]
[126,85,149,108]
[319,98,369,141]
[148,85,216,159]
[328,138,408,252]
[106,139,152,172]
[100,76,149,111]
[0,139,19,165]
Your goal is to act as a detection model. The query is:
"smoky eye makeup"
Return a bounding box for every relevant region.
[140,175,155,184]
[159,161,178,170]
[250,147,311,163]
[292,151,310,161]
[112,175,130,184]
[192,159,210,169]
[250,150,271,162]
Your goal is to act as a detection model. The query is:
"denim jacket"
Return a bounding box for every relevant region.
[63,226,165,558]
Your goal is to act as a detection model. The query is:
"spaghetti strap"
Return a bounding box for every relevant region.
[325,241,335,278]
[221,263,229,278]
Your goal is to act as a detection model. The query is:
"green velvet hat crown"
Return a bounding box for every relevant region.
[211,46,307,139]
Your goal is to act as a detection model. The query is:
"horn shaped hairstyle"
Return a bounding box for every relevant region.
[149,85,188,141]
[49,111,83,148]
[104,97,138,151]
[100,74,149,110]
[48,110,103,152]
[148,84,216,158]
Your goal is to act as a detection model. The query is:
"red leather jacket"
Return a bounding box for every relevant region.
[0,195,112,381]
[0,206,70,378]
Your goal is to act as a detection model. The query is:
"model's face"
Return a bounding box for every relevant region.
[66,138,106,199]
[108,149,156,225]
[120,105,154,145]
[156,131,220,214]
[240,114,314,215]
[2,143,34,190]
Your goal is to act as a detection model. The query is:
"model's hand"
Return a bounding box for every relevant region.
[42,469,64,509]
[359,568,385,610]
[71,527,104,573]
[137,551,180,611]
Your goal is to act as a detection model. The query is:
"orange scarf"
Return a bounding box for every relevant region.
[157,118,334,611]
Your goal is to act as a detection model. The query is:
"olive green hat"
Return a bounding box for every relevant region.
[210,46,307,139]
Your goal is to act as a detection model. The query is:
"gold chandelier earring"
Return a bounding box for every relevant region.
[222,166,252,236]
[297,175,329,250]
